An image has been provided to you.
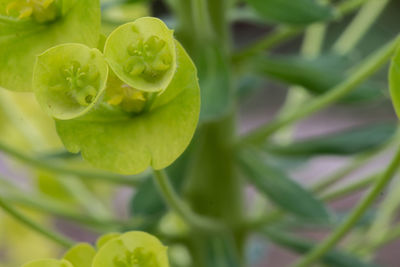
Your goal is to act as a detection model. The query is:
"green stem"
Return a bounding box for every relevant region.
[0,141,142,186]
[312,151,378,193]
[333,0,390,55]
[58,177,112,220]
[274,24,326,144]
[301,23,327,58]
[0,177,140,230]
[336,0,374,15]
[2,193,139,230]
[373,223,400,249]
[152,169,224,233]
[320,173,379,202]
[239,35,400,145]
[0,196,74,248]
[291,146,400,267]
[361,171,400,256]
[233,27,302,63]
[244,210,285,230]
[245,172,380,231]
[0,91,46,151]
[191,0,213,42]
[232,0,370,64]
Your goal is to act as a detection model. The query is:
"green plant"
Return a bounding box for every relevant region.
[1,0,400,266]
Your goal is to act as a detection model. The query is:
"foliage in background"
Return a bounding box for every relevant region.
[0,0,400,266]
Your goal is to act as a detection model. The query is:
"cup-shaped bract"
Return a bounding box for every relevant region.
[33,43,108,120]
[92,231,169,267]
[55,41,200,174]
[0,0,101,92]
[96,232,121,249]
[104,17,177,92]
[22,259,73,267]
[63,243,96,267]
[390,48,400,119]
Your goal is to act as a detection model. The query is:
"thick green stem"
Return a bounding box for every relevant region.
[191,0,213,42]
[184,116,245,266]
[0,196,74,248]
[292,146,400,267]
[239,35,400,145]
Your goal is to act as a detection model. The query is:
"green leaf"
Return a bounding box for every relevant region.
[196,44,233,121]
[266,123,396,157]
[33,43,109,120]
[238,149,330,221]
[22,259,74,267]
[63,243,96,267]
[262,228,380,267]
[251,54,384,103]
[92,231,169,267]
[56,41,200,174]
[0,0,101,91]
[245,0,336,25]
[389,46,400,118]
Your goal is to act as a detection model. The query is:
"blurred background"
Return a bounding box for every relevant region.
[1,0,400,266]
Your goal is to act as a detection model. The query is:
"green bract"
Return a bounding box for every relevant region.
[33,43,108,120]
[56,42,200,174]
[63,243,96,267]
[96,233,121,249]
[104,17,177,92]
[22,259,73,267]
[0,0,100,91]
[390,47,400,119]
[92,231,169,267]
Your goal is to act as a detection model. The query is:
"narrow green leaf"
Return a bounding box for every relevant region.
[262,228,380,267]
[238,149,330,221]
[266,123,396,157]
[389,46,400,118]
[245,0,336,25]
[252,54,384,103]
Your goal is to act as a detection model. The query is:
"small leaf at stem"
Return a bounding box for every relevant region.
[238,149,331,222]
[265,123,396,157]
